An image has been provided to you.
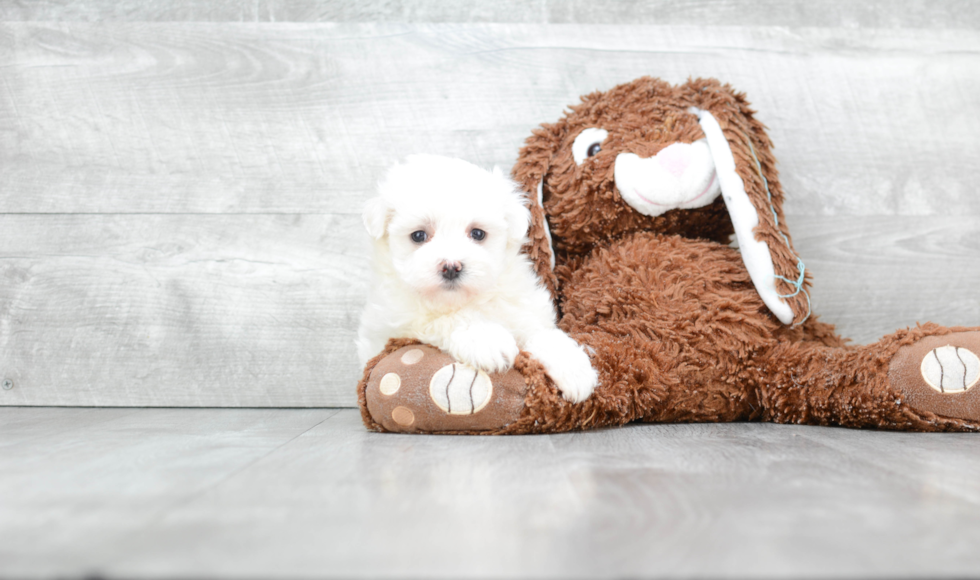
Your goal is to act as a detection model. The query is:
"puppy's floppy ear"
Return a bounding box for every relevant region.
[504,191,531,243]
[361,196,391,240]
[511,121,566,299]
[492,165,532,243]
[684,78,810,326]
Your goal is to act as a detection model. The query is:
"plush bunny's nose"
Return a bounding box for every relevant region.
[614,138,721,218]
[656,144,692,178]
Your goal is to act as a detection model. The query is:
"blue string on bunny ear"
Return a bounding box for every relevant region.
[739,130,812,327]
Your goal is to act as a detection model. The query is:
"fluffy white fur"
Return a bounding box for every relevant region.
[356,154,598,403]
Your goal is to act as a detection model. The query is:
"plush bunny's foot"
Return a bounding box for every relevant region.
[890,331,980,423]
[362,344,528,433]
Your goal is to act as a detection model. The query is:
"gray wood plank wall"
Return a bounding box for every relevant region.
[4,1,980,28]
[1,4,978,406]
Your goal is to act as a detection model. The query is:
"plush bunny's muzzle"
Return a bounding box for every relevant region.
[613,139,721,217]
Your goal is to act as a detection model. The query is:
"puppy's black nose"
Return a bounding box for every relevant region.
[441,261,463,281]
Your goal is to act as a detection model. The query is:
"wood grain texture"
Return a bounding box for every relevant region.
[792,216,980,345]
[3,0,979,28]
[0,407,338,577]
[1,23,979,215]
[0,214,975,407]
[5,408,980,578]
[0,215,980,407]
[0,214,368,407]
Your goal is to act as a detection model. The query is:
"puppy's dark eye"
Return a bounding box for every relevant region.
[470,229,486,242]
[410,230,427,244]
[587,142,602,157]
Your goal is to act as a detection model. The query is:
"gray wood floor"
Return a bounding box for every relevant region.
[3,407,980,579]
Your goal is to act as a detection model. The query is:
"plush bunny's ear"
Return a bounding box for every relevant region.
[685,79,811,326]
[512,123,564,299]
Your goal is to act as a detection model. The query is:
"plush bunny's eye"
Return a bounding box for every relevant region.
[572,128,609,165]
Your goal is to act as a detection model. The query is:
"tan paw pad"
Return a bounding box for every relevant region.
[921,346,980,394]
[429,363,493,415]
[391,406,415,426]
[400,348,425,365]
[379,372,401,395]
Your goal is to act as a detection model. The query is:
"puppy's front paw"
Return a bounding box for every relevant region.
[525,329,598,403]
[551,359,599,404]
[448,323,519,374]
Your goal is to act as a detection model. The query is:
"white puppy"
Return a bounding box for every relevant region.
[356,154,598,403]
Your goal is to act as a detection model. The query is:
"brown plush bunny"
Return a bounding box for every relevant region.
[358,76,980,434]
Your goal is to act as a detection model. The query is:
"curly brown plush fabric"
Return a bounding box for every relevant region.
[358,76,980,434]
